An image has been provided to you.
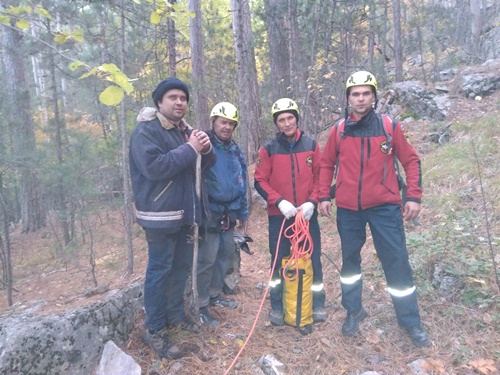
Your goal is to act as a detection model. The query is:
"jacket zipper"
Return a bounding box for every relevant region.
[290,150,298,206]
[358,137,365,210]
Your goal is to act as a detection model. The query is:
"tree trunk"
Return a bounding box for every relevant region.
[120,0,135,276]
[469,0,482,62]
[46,20,71,246]
[188,0,209,130]
[368,0,376,68]
[167,1,177,77]
[1,21,45,233]
[0,173,13,307]
[231,0,264,163]
[392,0,404,81]
[288,0,300,99]
[264,0,291,99]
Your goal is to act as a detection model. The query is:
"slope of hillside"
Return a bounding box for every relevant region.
[1,91,499,375]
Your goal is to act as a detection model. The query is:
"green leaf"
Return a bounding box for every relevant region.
[150,11,161,25]
[188,11,196,18]
[99,86,124,106]
[69,61,85,71]
[16,19,29,29]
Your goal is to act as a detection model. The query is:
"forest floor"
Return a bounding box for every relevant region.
[1,91,499,375]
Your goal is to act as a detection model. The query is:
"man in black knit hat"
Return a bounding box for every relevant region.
[129,77,215,359]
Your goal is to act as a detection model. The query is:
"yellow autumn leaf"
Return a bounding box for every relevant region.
[467,277,486,286]
[35,6,52,19]
[54,32,68,44]
[0,15,10,25]
[150,11,161,25]
[222,341,228,346]
[16,19,29,29]
[208,339,217,345]
[69,61,85,71]
[72,29,84,43]
[236,338,244,347]
[99,85,124,106]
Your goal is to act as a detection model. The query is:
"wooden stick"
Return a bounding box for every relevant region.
[191,153,202,320]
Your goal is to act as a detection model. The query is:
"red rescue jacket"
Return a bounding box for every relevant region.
[254,130,321,216]
[319,109,422,210]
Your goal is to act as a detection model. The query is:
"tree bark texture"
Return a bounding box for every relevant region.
[231,0,265,163]
[120,0,135,276]
[188,0,209,130]
[167,1,177,77]
[1,22,45,233]
[264,0,291,100]
[392,0,404,81]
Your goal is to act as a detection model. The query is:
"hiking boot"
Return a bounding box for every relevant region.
[169,316,200,334]
[341,308,368,337]
[199,307,220,327]
[405,325,430,348]
[209,294,238,309]
[313,307,327,323]
[269,310,284,326]
[142,326,181,359]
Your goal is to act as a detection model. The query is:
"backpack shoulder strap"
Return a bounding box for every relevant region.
[333,119,345,179]
[334,119,346,156]
[381,114,403,182]
[381,114,396,148]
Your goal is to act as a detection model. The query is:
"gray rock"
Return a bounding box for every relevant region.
[0,282,143,375]
[96,340,140,375]
[259,354,286,375]
[459,59,500,98]
[392,81,447,120]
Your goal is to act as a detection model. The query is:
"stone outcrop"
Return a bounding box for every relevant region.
[459,59,500,98]
[391,81,449,121]
[0,282,143,375]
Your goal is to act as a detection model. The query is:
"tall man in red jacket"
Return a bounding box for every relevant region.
[255,98,326,326]
[319,71,430,347]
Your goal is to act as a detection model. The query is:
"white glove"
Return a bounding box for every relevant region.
[277,200,297,219]
[299,202,315,221]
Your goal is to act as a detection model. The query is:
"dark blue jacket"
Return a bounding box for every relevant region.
[129,108,215,230]
[203,130,248,223]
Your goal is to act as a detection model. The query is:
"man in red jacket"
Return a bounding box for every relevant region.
[319,71,430,347]
[255,98,326,326]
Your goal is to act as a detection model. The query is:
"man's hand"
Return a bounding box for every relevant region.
[403,201,420,221]
[277,200,297,219]
[319,201,332,218]
[188,129,211,153]
[299,202,315,221]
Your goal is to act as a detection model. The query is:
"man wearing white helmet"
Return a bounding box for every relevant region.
[319,71,429,347]
[254,98,326,326]
[196,102,249,327]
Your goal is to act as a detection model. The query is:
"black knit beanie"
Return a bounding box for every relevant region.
[273,109,299,125]
[152,77,190,107]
